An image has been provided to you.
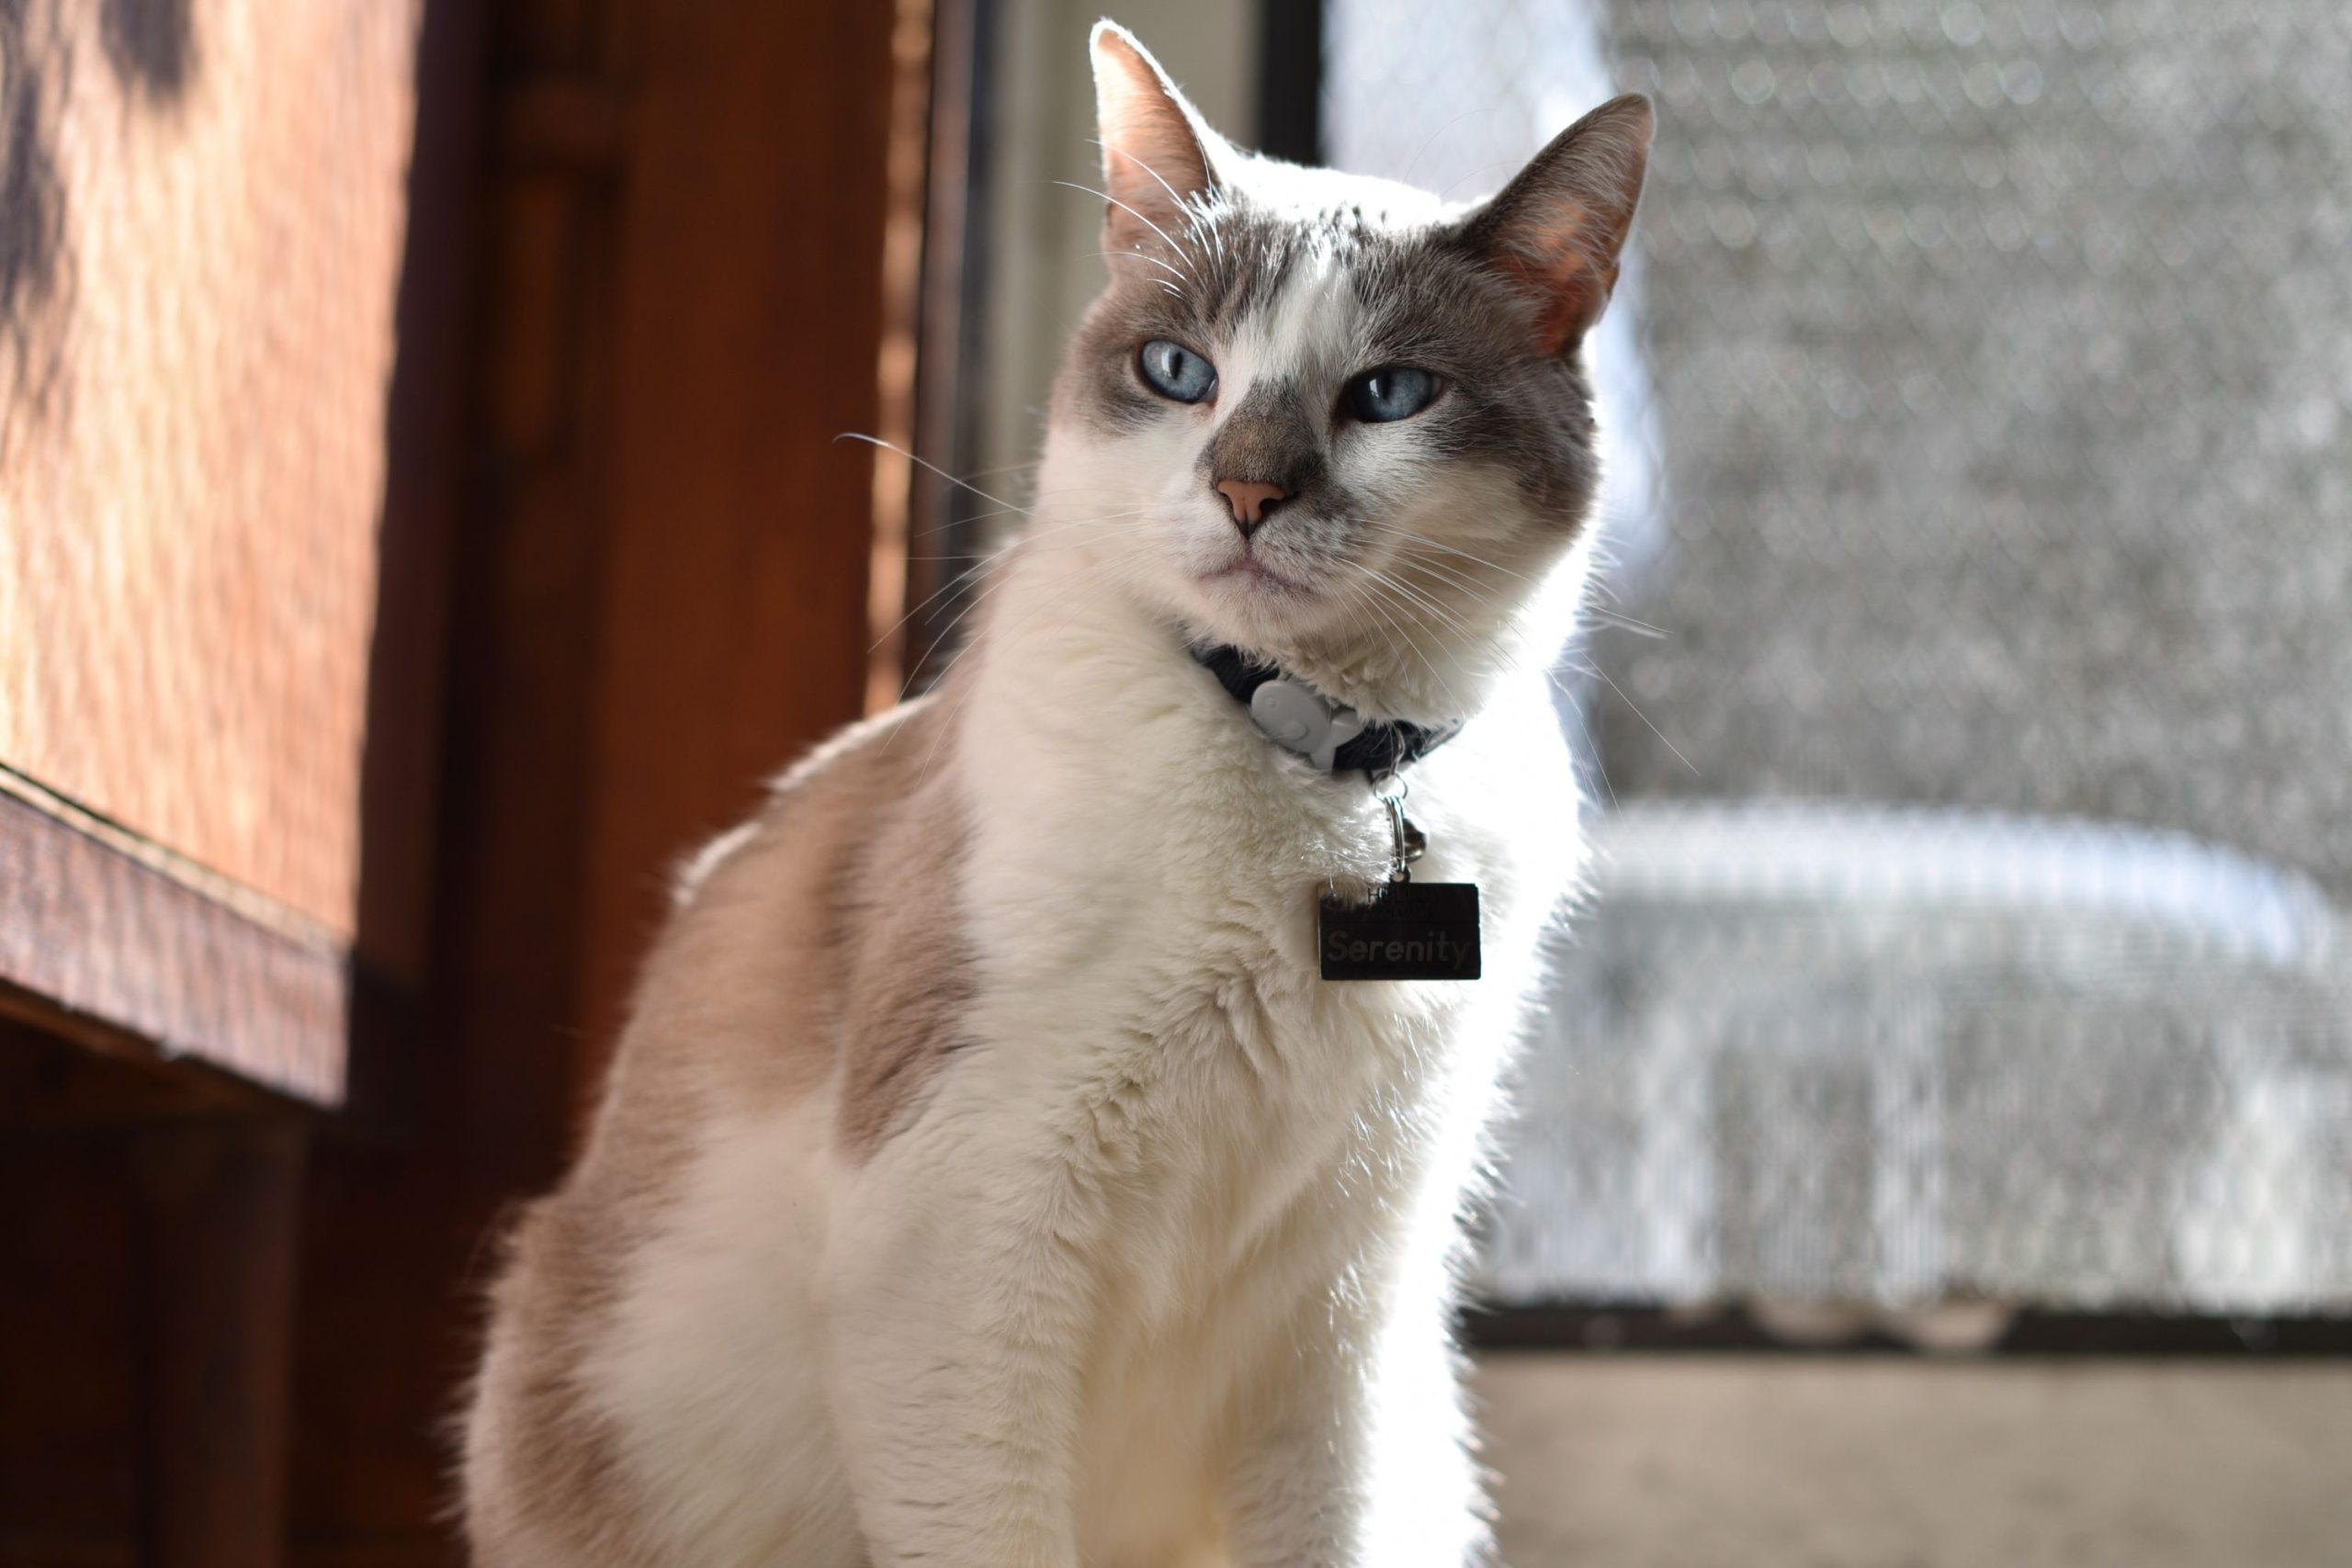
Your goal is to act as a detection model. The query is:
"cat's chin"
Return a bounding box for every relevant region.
[1196,555,1317,603]
[1182,557,1342,649]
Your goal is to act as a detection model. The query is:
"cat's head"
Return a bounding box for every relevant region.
[1039,23,1650,720]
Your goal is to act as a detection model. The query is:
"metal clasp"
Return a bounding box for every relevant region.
[1371,769,1425,884]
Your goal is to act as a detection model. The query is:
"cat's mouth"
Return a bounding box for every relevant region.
[1198,551,1316,602]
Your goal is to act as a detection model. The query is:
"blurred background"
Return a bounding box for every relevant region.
[2,0,2348,1563]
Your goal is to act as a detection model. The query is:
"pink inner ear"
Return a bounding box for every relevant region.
[1108,134,1191,203]
[1497,203,1617,355]
[1093,30,1216,241]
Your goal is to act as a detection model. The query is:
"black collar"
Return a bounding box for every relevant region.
[1191,643,1461,775]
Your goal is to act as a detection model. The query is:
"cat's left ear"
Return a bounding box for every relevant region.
[1457,95,1654,355]
[1090,22,1226,262]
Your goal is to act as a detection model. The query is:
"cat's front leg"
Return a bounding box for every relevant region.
[1225,1301,1491,1568]
[823,1149,1093,1568]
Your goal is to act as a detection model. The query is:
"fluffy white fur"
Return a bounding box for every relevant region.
[485,547,1584,1568]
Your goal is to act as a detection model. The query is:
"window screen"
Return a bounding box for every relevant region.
[1325,0,2352,1323]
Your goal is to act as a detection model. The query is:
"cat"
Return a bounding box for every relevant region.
[460,22,1649,1567]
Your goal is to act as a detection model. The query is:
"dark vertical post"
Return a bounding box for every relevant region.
[899,0,997,697]
[1257,0,1325,164]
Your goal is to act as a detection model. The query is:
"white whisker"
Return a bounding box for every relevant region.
[835,433,1027,513]
[1052,180,1198,279]
[1589,660,1699,777]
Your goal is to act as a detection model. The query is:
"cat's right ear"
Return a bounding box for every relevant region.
[1456,95,1654,355]
[1090,22,1222,262]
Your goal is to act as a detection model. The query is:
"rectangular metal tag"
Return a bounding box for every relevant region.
[1318,882,1482,981]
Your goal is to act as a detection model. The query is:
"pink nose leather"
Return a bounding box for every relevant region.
[1216,479,1286,534]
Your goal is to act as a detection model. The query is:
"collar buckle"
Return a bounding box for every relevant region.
[1248,677,1367,771]
[1192,642,1460,776]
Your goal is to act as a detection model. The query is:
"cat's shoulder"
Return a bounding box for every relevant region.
[667,691,961,915]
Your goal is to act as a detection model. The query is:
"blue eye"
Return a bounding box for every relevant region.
[1138,340,1217,404]
[1345,367,1442,423]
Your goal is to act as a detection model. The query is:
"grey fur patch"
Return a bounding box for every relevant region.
[1199,374,1326,495]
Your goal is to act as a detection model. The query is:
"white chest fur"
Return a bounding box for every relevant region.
[471,531,1588,1568]
[928,538,1584,1556]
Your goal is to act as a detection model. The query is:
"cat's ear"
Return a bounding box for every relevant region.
[1457,95,1654,355]
[1090,22,1223,260]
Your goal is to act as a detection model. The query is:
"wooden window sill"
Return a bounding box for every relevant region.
[0,768,348,1111]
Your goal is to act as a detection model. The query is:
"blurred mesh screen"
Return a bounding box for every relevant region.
[1325,1,2352,1319]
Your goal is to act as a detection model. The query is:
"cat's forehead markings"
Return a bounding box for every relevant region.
[1194,197,1396,335]
[1214,246,1359,404]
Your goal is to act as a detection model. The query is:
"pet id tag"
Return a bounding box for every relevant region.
[1317,773,1482,982]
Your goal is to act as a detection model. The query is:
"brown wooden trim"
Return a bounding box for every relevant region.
[0,1013,285,1124]
[0,779,348,1109]
[862,0,937,716]
[899,0,991,697]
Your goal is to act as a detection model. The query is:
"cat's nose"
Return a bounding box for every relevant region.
[1215,479,1287,537]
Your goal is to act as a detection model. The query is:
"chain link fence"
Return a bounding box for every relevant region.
[1327,0,2352,1320]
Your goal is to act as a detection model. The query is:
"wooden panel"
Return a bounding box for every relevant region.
[0,1131,141,1568]
[0,771,347,1107]
[0,1043,305,1568]
[580,0,900,1053]
[0,0,424,941]
[134,1123,306,1568]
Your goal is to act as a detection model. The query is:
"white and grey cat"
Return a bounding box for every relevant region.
[461,23,1649,1567]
